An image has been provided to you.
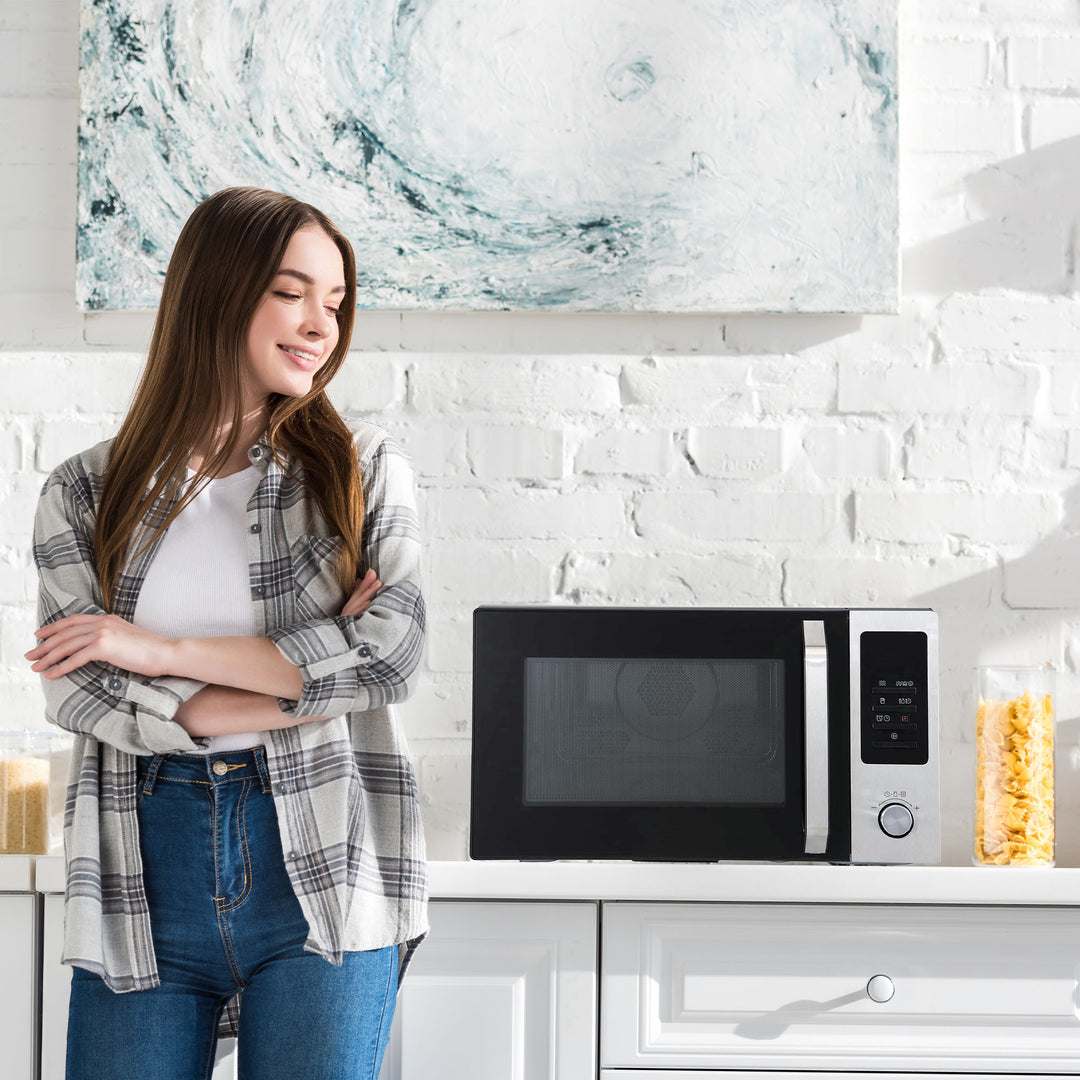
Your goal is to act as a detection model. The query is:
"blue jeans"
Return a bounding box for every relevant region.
[66,749,397,1080]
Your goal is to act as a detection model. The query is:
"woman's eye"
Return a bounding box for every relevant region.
[274,291,301,301]
[326,307,341,317]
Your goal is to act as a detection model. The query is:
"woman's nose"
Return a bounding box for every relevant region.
[301,305,333,338]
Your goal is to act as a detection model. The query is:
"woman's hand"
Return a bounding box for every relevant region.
[25,613,177,680]
[340,568,381,617]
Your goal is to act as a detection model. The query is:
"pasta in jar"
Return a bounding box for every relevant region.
[974,671,1054,867]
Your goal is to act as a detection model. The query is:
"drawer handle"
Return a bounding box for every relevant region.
[866,974,895,1003]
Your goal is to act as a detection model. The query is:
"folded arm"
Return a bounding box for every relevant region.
[267,434,426,720]
[31,467,205,756]
[29,432,422,745]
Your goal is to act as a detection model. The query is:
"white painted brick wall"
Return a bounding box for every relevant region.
[6,0,1080,863]
[855,491,1060,545]
[688,427,786,478]
[903,423,1009,484]
[467,425,564,480]
[575,428,675,477]
[1007,35,1080,89]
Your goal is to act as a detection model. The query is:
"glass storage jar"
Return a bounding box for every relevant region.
[0,730,68,855]
[974,665,1055,867]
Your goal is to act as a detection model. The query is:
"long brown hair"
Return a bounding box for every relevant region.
[95,187,362,609]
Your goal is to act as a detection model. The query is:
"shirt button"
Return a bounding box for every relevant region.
[212,760,228,777]
[277,784,289,795]
[253,585,265,596]
[107,677,123,692]
[250,447,263,459]
[250,523,262,534]
[287,851,299,861]
[358,645,372,659]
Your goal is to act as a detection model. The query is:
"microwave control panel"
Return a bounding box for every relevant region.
[849,611,939,865]
[860,630,929,766]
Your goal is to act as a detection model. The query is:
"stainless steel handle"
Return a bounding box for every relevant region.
[803,620,829,855]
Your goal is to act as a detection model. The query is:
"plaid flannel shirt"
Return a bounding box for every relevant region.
[33,419,428,1031]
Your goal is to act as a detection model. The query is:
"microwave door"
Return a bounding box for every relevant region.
[803,620,830,855]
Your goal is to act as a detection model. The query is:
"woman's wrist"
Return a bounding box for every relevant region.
[174,683,325,736]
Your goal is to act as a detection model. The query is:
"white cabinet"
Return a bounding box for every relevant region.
[35,860,1080,1079]
[0,893,39,1080]
[40,893,67,1080]
[39,891,597,1080]
[602,901,1080,1074]
[380,901,598,1080]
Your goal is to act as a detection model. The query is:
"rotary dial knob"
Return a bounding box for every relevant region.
[878,802,914,839]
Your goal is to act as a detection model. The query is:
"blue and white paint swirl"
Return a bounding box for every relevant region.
[78,0,897,312]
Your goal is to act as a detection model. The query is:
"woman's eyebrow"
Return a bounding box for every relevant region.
[276,268,347,294]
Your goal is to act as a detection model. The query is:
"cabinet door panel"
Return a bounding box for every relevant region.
[381,901,597,1080]
[41,893,68,1080]
[602,902,1080,1073]
[0,894,38,1080]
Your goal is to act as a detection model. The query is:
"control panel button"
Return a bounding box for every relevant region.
[874,692,917,709]
[861,631,930,766]
[878,801,914,839]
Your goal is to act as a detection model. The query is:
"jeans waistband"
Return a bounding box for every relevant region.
[137,747,272,796]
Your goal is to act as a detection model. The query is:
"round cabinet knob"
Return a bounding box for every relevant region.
[878,801,914,839]
[866,974,895,1003]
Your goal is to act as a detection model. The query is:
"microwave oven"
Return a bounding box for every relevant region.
[470,606,939,864]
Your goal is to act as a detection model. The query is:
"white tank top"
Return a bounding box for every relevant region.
[134,465,264,754]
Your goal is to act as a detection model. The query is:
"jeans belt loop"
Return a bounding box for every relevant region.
[141,754,165,797]
[254,746,272,794]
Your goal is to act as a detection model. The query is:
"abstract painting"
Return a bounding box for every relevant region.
[78,0,898,312]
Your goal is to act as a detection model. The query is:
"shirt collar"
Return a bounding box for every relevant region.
[247,431,273,467]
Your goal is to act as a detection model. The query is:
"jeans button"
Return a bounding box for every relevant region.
[212,760,228,777]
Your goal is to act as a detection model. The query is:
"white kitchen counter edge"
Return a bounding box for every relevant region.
[28,854,1080,903]
[0,855,35,891]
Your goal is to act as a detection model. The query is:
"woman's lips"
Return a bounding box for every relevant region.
[278,344,320,372]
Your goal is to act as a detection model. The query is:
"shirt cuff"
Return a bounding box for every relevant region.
[104,671,206,754]
[269,618,379,719]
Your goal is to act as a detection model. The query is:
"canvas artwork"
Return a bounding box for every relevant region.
[77,0,898,313]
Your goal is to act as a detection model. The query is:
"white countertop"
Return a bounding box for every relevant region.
[0,856,34,892]
[24,854,1080,904]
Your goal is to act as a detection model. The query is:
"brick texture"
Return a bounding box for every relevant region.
[3,4,1080,864]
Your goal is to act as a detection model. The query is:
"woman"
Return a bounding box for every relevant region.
[26,187,427,1079]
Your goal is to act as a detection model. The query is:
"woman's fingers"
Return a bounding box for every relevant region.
[26,624,101,668]
[340,569,382,617]
[25,612,173,678]
[29,613,104,643]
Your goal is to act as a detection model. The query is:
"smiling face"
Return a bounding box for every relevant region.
[242,225,347,407]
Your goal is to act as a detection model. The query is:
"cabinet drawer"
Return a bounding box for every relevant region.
[601,901,1080,1073]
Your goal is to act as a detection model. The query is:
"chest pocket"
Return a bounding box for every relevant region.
[290,534,348,621]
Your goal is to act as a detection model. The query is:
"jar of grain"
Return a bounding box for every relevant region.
[0,730,66,855]
[974,665,1055,867]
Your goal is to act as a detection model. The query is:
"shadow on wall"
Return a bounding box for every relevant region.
[913,481,1080,865]
[904,135,1080,295]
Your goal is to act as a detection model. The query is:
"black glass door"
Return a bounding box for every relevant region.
[470,607,852,862]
